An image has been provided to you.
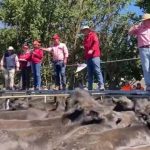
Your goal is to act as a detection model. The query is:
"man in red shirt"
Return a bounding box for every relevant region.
[81,26,104,90]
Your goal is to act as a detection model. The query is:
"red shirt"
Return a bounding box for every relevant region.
[19,51,31,69]
[31,48,43,64]
[83,31,101,60]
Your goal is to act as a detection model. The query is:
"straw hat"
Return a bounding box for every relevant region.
[142,13,150,21]
[7,46,14,50]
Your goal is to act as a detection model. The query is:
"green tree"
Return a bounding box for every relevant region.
[0,0,142,89]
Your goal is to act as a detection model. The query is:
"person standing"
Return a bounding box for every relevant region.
[0,46,20,90]
[81,25,104,90]
[129,13,150,91]
[31,40,43,90]
[19,44,31,90]
[41,34,69,90]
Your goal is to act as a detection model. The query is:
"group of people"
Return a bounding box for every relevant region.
[121,82,144,91]
[0,13,150,91]
[0,34,69,90]
[0,22,105,91]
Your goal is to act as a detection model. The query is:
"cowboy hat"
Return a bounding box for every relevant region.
[7,46,14,50]
[142,13,150,21]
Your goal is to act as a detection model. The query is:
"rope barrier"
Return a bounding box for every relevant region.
[101,57,140,64]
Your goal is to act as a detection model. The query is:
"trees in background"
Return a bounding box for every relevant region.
[0,0,144,89]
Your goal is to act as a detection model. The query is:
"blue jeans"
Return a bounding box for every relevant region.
[139,47,150,86]
[87,57,104,90]
[32,63,41,89]
[53,60,66,88]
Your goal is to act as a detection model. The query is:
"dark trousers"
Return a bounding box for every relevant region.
[21,66,31,89]
[53,60,66,89]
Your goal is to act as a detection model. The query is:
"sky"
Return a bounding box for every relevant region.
[0,1,143,29]
[120,1,143,16]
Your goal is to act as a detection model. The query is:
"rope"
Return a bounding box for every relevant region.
[101,57,140,64]
[66,57,140,66]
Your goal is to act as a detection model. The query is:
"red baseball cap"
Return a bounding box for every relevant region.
[52,34,60,40]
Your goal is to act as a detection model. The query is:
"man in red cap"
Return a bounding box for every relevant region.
[81,25,104,90]
[41,34,69,90]
[19,44,31,90]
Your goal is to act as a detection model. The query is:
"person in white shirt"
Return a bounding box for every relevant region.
[0,46,20,90]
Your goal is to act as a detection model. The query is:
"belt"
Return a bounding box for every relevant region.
[140,45,150,48]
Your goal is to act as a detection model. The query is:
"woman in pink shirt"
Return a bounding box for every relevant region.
[31,40,43,90]
[42,34,69,90]
[129,13,150,91]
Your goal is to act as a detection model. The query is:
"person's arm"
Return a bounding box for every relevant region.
[128,24,141,36]
[15,55,20,71]
[0,56,4,70]
[41,47,52,52]
[88,33,99,54]
[63,44,69,64]
[32,49,43,59]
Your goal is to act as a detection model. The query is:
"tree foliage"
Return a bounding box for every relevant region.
[0,0,143,89]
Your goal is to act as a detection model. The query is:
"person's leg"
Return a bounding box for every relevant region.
[9,69,15,90]
[60,62,66,90]
[21,68,26,89]
[139,48,150,87]
[92,57,104,89]
[32,63,37,89]
[3,69,9,89]
[26,66,31,89]
[87,59,94,90]
[54,62,61,89]
[34,63,41,89]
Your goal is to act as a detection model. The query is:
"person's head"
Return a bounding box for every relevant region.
[136,83,142,89]
[52,34,60,45]
[80,25,91,36]
[124,81,130,86]
[33,40,41,48]
[22,44,29,51]
[7,46,14,54]
[142,13,150,25]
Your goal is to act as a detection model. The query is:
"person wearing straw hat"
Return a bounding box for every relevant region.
[80,25,104,90]
[0,46,20,90]
[41,34,69,90]
[129,13,150,91]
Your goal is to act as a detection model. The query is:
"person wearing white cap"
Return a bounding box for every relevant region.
[0,46,20,90]
[81,25,104,90]
[129,13,150,91]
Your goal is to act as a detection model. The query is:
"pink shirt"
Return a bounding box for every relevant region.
[129,22,150,48]
[48,43,69,61]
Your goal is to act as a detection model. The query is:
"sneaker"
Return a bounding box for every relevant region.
[99,85,105,91]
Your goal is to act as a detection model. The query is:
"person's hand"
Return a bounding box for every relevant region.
[16,67,20,72]
[64,58,67,65]
[0,66,4,71]
[88,49,93,54]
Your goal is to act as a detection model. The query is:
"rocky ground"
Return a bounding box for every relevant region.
[0,89,150,150]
